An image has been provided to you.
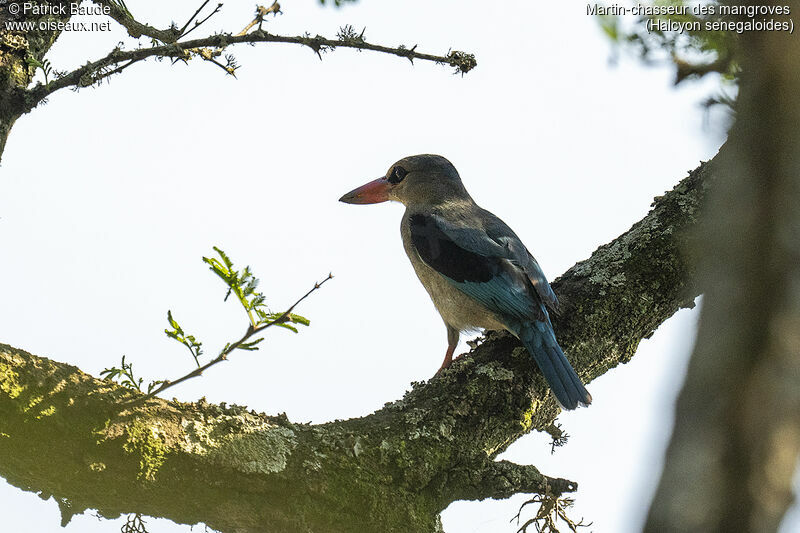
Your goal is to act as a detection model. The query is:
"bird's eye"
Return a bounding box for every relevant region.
[388,166,408,185]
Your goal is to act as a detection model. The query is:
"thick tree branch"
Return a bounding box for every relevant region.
[451,460,576,502]
[0,155,711,532]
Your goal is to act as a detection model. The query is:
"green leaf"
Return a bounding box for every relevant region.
[238,337,265,351]
[288,313,310,326]
[25,56,44,69]
[274,323,299,333]
[166,310,182,332]
[146,380,166,394]
[101,355,143,391]
[598,15,619,42]
[164,311,203,365]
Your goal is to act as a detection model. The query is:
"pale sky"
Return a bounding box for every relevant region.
[3,1,792,532]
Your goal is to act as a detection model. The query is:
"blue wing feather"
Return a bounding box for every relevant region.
[419,211,559,312]
[409,213,541,320]
[409,212,591,409]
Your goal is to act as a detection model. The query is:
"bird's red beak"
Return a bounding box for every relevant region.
[339,177,390,204]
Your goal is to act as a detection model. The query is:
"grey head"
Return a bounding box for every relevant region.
[339,154,472,207]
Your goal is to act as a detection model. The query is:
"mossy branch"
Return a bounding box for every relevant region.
[0,156,713,531]
[455,460,576,502]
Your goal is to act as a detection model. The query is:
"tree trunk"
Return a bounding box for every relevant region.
[645,5,800,533]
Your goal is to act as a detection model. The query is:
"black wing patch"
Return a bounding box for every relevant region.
[409,214,501,283]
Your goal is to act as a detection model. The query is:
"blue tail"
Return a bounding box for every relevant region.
[512,320,591,410]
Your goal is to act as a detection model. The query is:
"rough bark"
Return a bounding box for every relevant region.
[644,5,800,533]
[0,1,72,158]
[0,156,711,532]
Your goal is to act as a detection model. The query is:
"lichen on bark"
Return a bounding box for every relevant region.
[0,1,74,155]
[0,155,712,532]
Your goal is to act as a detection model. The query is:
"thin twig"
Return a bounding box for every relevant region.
[23,27,474,114]
[93,57,144,84]
[180,2,224,40]
[259,273,333,329]
[179,0,211,36]
[207,57,234,77]
[124,274,332,405]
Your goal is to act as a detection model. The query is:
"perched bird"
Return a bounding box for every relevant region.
[339,154,591,410]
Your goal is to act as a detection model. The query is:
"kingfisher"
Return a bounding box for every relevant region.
[339,154,591,410]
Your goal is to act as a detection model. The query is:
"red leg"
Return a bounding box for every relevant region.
[434,325,459,376]
[438,343,456,373]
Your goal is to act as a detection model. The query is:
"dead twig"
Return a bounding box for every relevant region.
[512,493,592,533]
[236,2,282,37]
